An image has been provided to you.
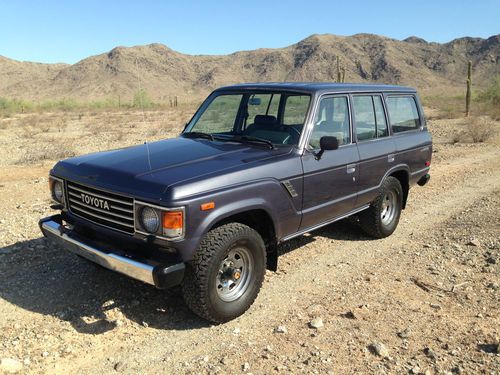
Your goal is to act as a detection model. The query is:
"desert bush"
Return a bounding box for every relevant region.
[476,75,500,120]
[478,75,500,105]
[133,89,154,109]
[466,117,496,143]
[422,95,464,119]
[16,141,76,165]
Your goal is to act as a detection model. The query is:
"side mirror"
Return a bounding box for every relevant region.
[315,136,339,160]
[320,136,339,151]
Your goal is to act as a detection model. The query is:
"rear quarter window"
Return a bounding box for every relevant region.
[386,96,421,133]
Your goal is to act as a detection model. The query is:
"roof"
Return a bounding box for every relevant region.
[216,82,416,94]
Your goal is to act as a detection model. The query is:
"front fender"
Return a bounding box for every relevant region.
[172,178,302,262]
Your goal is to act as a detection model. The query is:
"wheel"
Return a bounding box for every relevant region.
[182,223,266,323]
[359,176,403,238]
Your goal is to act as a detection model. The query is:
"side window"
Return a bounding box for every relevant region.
[283,95,310,125]
[194,94,242,133]
[353,96,376,141]
[373,96,388,137]
[309,96,350,149]
[246,93,281,127]
[386,96,420,133]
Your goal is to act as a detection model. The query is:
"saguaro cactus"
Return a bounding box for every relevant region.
[465,61,472,117]
[336,56,341,82]
[336,56,346,83]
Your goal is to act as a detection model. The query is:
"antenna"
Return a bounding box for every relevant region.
[134,57,153,173]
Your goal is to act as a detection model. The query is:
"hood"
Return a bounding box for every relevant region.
[53,137,292,200]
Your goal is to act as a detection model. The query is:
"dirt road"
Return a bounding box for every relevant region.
[0,113,498,374]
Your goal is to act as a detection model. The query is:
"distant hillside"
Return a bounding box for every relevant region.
[1,33,498,101]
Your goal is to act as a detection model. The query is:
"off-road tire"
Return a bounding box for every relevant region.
[182,223,266,323]
[359,176,403,238]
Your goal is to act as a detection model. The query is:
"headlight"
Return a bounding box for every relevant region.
[49,177,64,204]
[140,206,160,233]
[135,203,185,240]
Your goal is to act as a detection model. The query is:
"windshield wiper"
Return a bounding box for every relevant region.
[182,131,214,141]
[226,135,275,149]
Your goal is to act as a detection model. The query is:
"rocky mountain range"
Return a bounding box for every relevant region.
[1,33,498,101]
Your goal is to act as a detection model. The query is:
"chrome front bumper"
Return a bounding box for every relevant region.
[39,215,185,289]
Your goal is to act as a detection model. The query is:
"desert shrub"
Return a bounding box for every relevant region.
[421,95,464,119]
[16,142,76,165]
[0,97,34,114]
[476,75,500,120]
[478,75,500,105]
[466,117,496,143]
[133,89,153,109]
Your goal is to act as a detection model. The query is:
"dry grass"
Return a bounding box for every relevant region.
[0,107,194,168]
[15,140,76,165]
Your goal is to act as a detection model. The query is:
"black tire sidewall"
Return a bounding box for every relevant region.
[206,234,265,321]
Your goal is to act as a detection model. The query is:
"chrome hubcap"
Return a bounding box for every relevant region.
[380,190,397,226]
[216,247,253,302]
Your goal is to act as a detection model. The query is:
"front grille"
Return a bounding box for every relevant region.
[66,181,135,234]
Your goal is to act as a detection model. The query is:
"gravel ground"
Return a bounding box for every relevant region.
[0,111,498,374]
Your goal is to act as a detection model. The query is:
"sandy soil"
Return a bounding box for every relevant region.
[0,110,498,374]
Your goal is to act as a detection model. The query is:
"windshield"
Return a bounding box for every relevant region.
[184,91,311,147]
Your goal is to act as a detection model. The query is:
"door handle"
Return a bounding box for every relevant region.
[387,154,395,163]
[346,164,356,174]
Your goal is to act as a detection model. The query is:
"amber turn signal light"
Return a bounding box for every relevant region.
[200,202,215,211]
[163,211,183,229]
[162,210,184,238]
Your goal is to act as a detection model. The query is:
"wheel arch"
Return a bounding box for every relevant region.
[208,208,279,271]
[388,168,410,209]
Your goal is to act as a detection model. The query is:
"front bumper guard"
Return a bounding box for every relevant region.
[39,215,185,289]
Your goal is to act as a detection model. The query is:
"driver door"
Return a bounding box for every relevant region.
[300,95,359,229]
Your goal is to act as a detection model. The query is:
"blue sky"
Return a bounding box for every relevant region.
[1,0,498,64]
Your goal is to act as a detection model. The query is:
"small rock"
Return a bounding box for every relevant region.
[41,352,49,358]
[369,342,390,357]
[452,244,461,251]
[275,325,287,334]
[423,244,432,248]
[341,310,357,319]
[114,361,126,372]
[397,329,410,339]
[233,327,240,334]
[487,282,499,290]
[410,366,420,374]
[142,321,149,328]
[102,299,115,308]
[486,257,496,265]
[242,362,250,372]
[0,358,23,373]
[309,317,324,329]
[430,303,442,310]
[423,347,438,360]
[466,239,480,247]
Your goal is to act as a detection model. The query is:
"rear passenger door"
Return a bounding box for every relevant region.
[300,95,359,229]
[352,94,396,206]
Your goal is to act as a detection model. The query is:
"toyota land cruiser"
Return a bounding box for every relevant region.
[40,83,432,322]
